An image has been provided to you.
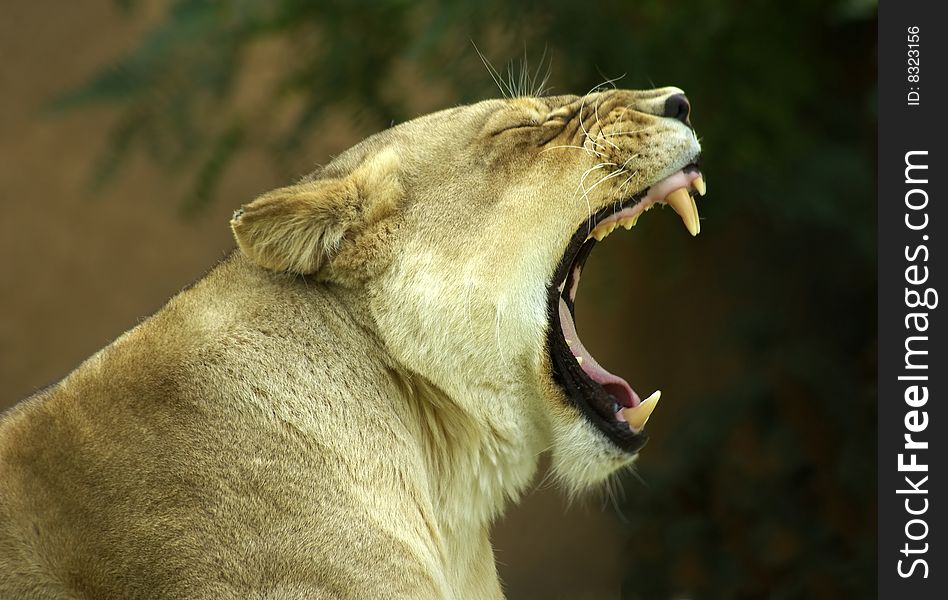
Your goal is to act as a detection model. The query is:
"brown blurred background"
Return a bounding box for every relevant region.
[1,1,877,598]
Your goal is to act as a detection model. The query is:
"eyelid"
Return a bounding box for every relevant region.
[547,100,583,121]
[487,105,570,137]
[489,123,538,137]
[546,107,574,121]
[487,112,543,136]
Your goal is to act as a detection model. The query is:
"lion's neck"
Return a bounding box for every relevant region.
[396,373,543,531]
[231,268,541,544]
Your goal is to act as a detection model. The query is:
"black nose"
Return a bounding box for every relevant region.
[663,93,691,125]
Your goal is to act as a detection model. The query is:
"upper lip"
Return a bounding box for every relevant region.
[585,163,706,239]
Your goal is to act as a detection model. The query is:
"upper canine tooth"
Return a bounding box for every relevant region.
[693,175,707,196]
[689,194,701,235]
[621,390,661,430]
[664,188,700,237]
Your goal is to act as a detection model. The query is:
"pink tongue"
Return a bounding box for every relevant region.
[558,298,641,408]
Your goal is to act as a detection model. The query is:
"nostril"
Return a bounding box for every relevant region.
[663,93,691,125]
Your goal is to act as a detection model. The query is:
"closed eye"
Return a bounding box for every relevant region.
[544,102,581,125]
[488,122,538,136]
[484,101,578,139]
[487,111,543,137]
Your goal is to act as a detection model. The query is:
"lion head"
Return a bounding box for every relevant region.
[231,87,704,497]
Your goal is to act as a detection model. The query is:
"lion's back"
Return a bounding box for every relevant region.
[0,259,453,598]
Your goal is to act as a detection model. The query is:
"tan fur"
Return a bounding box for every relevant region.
[0,88,699,598]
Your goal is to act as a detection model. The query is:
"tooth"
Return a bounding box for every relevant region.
[689,194,701,235]
[693,175,706,196]
[591,221,619,241]
[621,390,661,430]
[664,188,700,236]
[566,339,573,346]
[576,356,584,365]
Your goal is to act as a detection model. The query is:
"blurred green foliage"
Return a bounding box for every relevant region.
[55,0,877,596]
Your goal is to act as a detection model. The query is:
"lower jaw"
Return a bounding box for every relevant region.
[545,307,648,454]
[544,234,645,453]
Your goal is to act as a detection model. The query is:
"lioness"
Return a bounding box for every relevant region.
[0,87,704,598]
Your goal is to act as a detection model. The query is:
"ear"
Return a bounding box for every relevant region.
[231,150,401,274]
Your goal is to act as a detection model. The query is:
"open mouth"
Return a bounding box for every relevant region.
[546,163,706,453]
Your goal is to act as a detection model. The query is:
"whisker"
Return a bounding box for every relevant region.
[471,40,511,98]
[594,100,622,152]
[577,91,608,153]
[539,144,600,157]
[506,61,515,97]
[530,45,552,96]
[618,169,640,195]
[594,72,627,92]
[601,128,648,140]
[584,167,626,198]
[574,162,617,231]
[619,153,640,170]
[519,44,530,97]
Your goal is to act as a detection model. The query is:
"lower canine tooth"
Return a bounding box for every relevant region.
[664,188,700,237]
[576,356,585,365]
[621,390,661,430]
